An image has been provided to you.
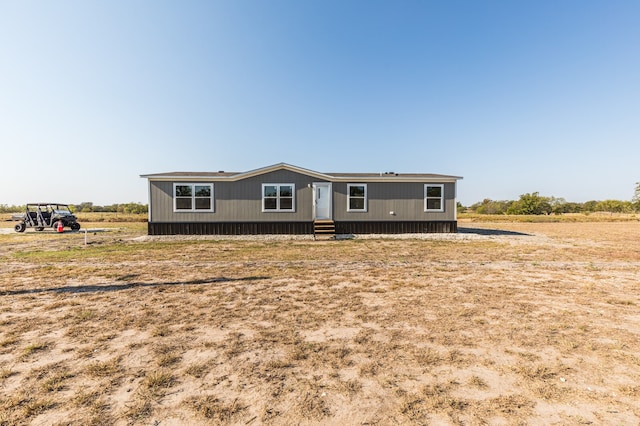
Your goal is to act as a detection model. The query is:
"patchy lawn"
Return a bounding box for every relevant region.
[1,222,639,425]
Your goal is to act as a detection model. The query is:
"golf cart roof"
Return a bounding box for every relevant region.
[27,203,71,207]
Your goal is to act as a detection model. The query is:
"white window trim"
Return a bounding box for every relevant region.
[424,184,444,212]
[173,183,214,213]
[262,183,296,212]
[347,183,367,212]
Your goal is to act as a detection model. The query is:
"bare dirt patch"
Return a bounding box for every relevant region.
[1,222,639,424]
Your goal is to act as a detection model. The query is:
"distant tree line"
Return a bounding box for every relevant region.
[71,202,148,214]
[0,202,148,214]
[465,183,640,215]
[3,183,640,216]
[0,205,24,213]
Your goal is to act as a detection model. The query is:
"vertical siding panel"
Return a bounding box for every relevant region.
[152,179,457,223]
[331,182,457,222]
[148,174,459,235]
[151,171,324,223]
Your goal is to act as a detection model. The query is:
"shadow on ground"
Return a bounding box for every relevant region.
[1,276,268,296]
[458,227,531,236]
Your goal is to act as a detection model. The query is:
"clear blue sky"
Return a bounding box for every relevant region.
[1,1,638,206]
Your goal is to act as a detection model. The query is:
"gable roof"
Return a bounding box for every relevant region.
[140,163,462,183]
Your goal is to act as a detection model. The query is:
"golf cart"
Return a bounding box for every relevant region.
[12,203,81,233]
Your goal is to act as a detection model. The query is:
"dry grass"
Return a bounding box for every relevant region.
[460,212,640,222]
[0,221,639,424]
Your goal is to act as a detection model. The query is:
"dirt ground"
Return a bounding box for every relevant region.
[1,221,639,425]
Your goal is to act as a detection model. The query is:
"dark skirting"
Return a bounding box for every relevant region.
[335,221,457,234]
[148,221,457,235]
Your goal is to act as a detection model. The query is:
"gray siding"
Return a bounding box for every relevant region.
[150,173,456,223]
[150,170,328,222]
[332,182,457,221]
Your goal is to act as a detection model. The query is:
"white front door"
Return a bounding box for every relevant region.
[313,183,332,220]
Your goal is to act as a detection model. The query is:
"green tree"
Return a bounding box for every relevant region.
[594,200,632,213]
[0,204,24,213]
[506,192,552,215]
[117,202,148,214]
[73,202,94,213]
[560,202,583,214]
[582,200,599,213]
[549,197,567,214]
[472,198,512,215]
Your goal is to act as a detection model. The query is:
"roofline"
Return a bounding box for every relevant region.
[140,163,463,182]
[235,163,338,181]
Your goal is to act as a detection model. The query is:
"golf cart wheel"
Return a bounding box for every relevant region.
[35,227,44,231]
[14,223,26,233]
[71,223,81,231]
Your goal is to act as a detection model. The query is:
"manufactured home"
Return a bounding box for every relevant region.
[141,163,462,236]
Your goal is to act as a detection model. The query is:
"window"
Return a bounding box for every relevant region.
[347,184,367,212]
[425,184,444,212]
[174,183,214,212]
[262,184,295,212]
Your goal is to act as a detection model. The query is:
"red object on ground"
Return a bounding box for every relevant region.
[57,221,64,233]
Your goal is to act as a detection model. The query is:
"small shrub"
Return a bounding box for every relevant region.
[86,358,121,378]
[143,370,175,395]
[187,395,245,421]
